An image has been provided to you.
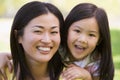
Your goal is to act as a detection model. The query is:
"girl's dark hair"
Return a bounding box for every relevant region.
[10,1,64,80]
[61,3,114,80]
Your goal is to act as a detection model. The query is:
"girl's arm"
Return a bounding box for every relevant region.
[0,52,13,80]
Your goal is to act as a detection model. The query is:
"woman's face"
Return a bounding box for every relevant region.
[18,13,60,64]
[67,17,100,60]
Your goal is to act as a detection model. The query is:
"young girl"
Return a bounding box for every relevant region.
[0,1,64,80]
[60,3,114,80]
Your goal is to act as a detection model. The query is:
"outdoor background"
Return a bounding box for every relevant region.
[0,0,120,80]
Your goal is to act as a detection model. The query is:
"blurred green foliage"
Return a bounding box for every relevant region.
[0,0,120,79]
[111,30,120,69]
[110,29,120,80]
[0,0,28,17]
[0,0,120,17]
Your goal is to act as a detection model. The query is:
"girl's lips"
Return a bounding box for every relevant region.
[74,45,86,53]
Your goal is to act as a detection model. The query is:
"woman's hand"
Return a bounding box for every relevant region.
[0,52,13,80]
[61,64,92,80]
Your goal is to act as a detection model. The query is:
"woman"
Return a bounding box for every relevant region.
[0,1,64,80]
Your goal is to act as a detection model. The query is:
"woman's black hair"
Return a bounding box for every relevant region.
[10,1,64,80]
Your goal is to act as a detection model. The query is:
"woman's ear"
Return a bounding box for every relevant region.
[14,30,17,38]
[14,30,22,44]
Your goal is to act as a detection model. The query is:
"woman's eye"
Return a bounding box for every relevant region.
[74,29,80,33]
[51,31,58,34]
[34,30,42,33]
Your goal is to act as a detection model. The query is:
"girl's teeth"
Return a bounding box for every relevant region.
[76,45,84,49]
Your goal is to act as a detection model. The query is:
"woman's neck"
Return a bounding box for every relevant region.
[27,60,50,80]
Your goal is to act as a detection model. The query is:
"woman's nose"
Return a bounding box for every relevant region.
[41,33,51,43]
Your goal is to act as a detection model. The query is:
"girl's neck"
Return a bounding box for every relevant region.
[68,54,77,62]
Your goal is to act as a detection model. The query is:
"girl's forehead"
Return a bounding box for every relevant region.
[70,18,99,32]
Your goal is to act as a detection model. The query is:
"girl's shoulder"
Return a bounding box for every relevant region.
[86,60,100,76]
[74,54,100,77]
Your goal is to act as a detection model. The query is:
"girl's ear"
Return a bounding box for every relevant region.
[97,38,102,45]
[14,30,22,44]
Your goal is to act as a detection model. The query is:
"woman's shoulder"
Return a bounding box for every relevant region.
[6,68,14,80]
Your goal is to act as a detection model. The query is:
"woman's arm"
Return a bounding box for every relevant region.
[61,64,92,80]
[92,76,99,80]
[0,52,13,80]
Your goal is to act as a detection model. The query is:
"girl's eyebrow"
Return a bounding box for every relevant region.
[89,29,99,33]
[73,25,83,30]
[90,30,98,33]
[73,25,99,33]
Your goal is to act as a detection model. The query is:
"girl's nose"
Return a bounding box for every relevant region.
[78,35,88,44]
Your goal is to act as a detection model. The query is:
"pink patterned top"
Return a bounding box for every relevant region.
[74,55,100,76]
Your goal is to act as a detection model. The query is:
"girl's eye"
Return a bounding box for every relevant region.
[89,34,96,37]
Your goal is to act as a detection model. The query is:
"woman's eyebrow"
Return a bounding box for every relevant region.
[34,25,44,29]
[33,25,59,29]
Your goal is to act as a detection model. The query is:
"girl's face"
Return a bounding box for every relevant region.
[67,17,100,60]
[18,13,60,64]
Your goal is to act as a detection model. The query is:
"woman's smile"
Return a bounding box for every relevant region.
[37,46,51,54]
